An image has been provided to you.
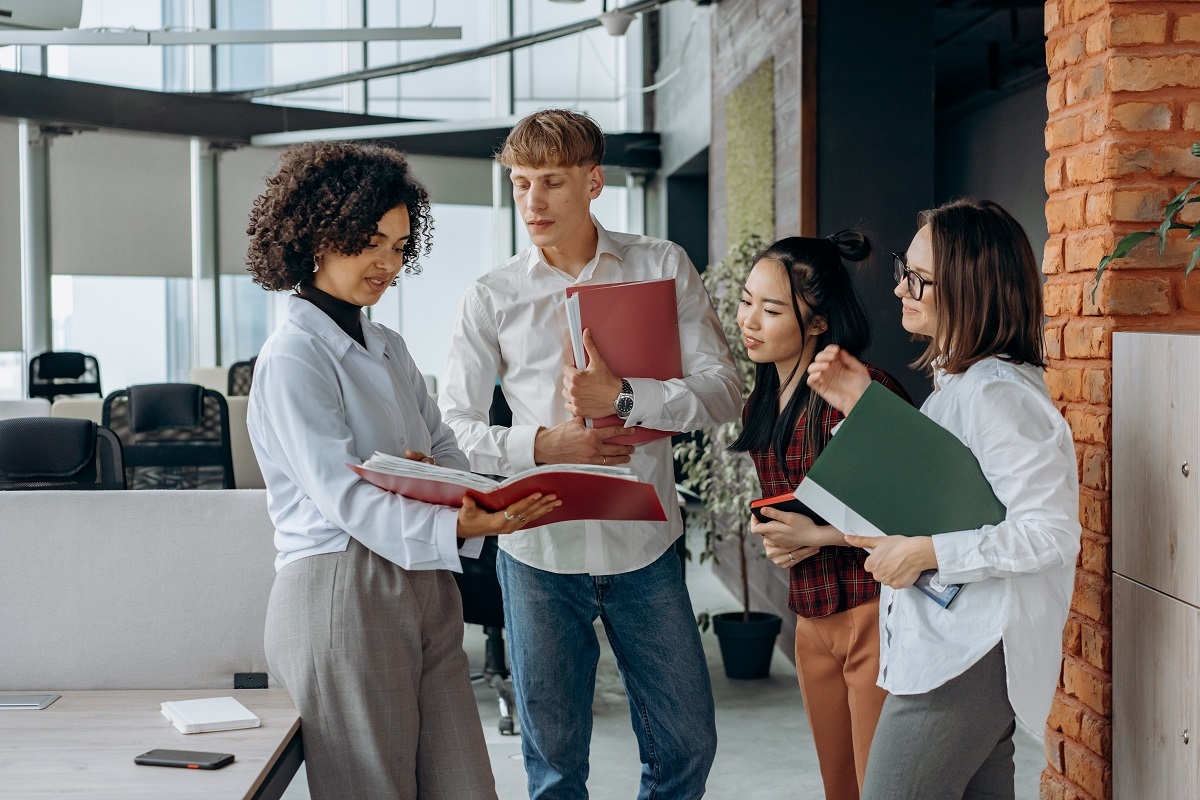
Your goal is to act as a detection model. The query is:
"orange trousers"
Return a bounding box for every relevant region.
[793,596,887,800]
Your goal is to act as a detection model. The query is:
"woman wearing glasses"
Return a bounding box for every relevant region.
[731,232,910,800]
[807,198,1081,799]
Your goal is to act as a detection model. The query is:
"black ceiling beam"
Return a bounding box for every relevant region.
[0,70,661,170]
[361,126,660,172]
[0,70,413,145]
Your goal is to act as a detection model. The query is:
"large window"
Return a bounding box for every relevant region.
[0,353,22,400]
[219,275,290,366]
[52,276,192,391]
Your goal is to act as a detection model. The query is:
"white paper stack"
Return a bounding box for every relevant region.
[161,696,262,734]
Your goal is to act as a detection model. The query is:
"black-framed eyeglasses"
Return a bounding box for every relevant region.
[893,252,937,300]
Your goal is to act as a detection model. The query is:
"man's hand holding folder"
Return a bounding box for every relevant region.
[563,278,682,446]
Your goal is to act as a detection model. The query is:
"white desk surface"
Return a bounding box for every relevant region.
[0,689,299,799]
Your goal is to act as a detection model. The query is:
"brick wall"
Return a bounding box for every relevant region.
[1043,2,1200,798]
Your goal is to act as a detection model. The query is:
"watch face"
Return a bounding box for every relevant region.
[617,396,634,416]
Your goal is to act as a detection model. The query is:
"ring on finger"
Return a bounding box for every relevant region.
[517,514,527,523]
[787,550,795,563]
[503,511,515,521]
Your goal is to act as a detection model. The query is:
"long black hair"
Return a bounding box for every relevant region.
[730,231,872,478]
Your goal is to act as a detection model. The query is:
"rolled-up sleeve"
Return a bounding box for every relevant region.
[932,379,1081,584]
[257,351,469,571]
[624,247,742,431]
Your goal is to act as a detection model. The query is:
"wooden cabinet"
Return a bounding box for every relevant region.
[1113,332,1200,798]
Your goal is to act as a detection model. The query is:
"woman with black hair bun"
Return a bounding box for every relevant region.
[731,230,911,800]
[245,141,560,800]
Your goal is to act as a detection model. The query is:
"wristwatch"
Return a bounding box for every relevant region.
[615,378,635,419]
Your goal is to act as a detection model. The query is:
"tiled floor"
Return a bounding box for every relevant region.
[283,535,1045,799]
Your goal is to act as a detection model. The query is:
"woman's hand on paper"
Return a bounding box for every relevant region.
[456,493,561,538]
[562,329,623,419]
[845,534,937,589]
[762,538,819,569]
[750,507,843,550]
[806,345,872,415]
[404,450,437,465]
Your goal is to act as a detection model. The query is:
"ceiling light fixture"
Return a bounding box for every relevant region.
[596,1,635,37]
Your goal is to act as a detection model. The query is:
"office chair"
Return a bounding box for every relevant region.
[0,417,126,490]
[28,351,102,402]
[227,357,257,397]
[452,382,518,735]
[102,384,235,490]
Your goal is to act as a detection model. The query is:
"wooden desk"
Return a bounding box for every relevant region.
[0,689,302,799]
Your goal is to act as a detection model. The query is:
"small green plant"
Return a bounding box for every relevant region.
[675,233,764,623]
[1094,142,1200,297]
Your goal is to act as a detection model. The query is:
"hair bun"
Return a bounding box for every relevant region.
[826,229,872,263]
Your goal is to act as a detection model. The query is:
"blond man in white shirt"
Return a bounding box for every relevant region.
[440,109,741,800]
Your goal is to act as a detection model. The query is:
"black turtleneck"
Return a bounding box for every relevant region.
[297,282,366,348]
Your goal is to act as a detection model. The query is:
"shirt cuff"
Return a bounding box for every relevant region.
[433,506,466,572]
[624,378,665,429]
[458,536,485,560]
[508,424,540,472]
[931,529,986,584]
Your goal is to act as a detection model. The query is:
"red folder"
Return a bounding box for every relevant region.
[351,464,667,526]
[565,278,682,446]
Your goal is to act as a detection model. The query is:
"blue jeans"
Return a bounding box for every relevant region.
[496,547,717,800]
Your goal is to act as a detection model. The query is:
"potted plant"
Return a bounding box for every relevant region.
[675,233,782,680]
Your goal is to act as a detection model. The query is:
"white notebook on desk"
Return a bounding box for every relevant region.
[161,696,261,734]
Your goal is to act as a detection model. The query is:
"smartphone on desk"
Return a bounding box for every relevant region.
[134,749,235,769]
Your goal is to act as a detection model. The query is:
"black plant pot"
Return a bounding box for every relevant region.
[711,611,782,680]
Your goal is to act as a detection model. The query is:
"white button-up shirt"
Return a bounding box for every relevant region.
[877,357,1080,733]
[248,295,481,573]
[439,219,741,575]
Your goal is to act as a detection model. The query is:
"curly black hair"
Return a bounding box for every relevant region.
[246,141,434,291]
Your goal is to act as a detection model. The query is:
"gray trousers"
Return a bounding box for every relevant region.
[264,539,497,800]
[862,644,1016,800]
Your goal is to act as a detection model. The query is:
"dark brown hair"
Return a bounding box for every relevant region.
[915,198,1044,375]
[246,141,433,291]
[496,108,605,169]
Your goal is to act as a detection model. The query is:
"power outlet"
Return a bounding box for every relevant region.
[234,672,268,689]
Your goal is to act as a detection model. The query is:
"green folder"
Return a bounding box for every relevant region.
[794,381,1007,607]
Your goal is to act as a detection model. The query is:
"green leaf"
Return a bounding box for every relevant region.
[1190,220,1200,240]
[1094,230,1155,301]
[1191,142,1200,158]
[1189,246,1200,277]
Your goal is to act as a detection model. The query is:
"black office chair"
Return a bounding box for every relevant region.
[452,382,518,734]
[0,417,126,490]
[102,383,235,490]
[28,351,102,401]
[227,357,257,397]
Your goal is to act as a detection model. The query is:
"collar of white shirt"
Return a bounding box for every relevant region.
[287,293,387,362]
[523,216,628,278]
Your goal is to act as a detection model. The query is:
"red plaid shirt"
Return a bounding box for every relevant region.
[748,365,912,619]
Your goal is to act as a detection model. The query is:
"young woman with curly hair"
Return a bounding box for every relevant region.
[245,141,559,800]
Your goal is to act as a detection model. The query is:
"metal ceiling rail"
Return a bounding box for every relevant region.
[214,0,667,101]
[0,26,463,46]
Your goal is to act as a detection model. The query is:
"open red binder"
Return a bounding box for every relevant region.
[351,457,666,526]
[565,278,682,446]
